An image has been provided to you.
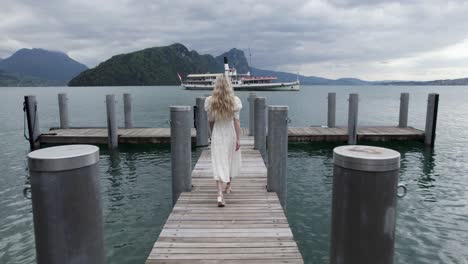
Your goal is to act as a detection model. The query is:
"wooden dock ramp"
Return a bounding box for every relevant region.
[145,135,304,263]
[39,126,424,145]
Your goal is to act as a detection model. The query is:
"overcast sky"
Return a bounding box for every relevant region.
[1,0,468,81]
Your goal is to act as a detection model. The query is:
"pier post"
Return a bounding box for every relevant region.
[58,93,69,129]
[254,97,266,161]
[267,106,288,208]
[24,95,41,151]
[171,106,192,206]
[28,145,105,264]
[328,92,336,128]
[330,145,400,264]
[347,93,359,145]
[398,93,409,128]
[123,93,133,128]
[248,92,256,136]
[425,93,439,147]
[106,95,118,149]
[195,97,209,147]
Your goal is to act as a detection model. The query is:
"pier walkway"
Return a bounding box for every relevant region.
[39,126,424,145]
[145,135,304,263]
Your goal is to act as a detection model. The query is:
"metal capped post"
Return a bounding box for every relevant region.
[254,97,266,161]
[24,95,41,151]
[398,93,409,128]
[170,106,192,206]
[328,92,336,128]
[106,95,118,149]
[330,145,400,264]
[248,92,257,136]
[425,93,439,147]
[28,145,105,264]
[267,106,288,208]
[347,93,359,145]
[123,93,133,128]
[195,97,209,147]
[58,93,69,129]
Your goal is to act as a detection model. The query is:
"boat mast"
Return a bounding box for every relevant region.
[248,47,252,75]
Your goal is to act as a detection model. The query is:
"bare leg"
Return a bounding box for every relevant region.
[217,180,225,207]
[217,180,223,195]
[225,177,232,193]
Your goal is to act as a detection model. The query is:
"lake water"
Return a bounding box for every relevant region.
[1,85,467,264]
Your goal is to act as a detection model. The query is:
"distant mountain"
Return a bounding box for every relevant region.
[0,70,64,87]
[0,48,88,83]
[67,42,468,87]
[251,67,371,85]
[378,78,468,85]
[70,43,227,86]
[216,48,249,74]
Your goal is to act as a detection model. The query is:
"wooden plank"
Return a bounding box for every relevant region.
[145,135,303,263]
[40,126,425,145]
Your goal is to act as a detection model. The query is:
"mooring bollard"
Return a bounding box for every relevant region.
[24,95,41,151]
[399,93,409,128]
[330,145,400,264]
[28,145,105,264]
[425,93,439,147]
[254,97,266,160]
[123,93,133,128]
[347,93,359,145]
[267,106,288,208]
[195,97,209,147]
[248,92,256,136]
[170,106,192,206]
[106,95,118,149]
[58,93,69,129]
[328,92,336,128]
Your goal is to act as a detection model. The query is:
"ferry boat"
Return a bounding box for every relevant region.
[179,57,300,91]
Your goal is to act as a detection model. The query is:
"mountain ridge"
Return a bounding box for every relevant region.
[0,48,88,86]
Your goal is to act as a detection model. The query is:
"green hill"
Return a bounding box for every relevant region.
[69,43,249,86]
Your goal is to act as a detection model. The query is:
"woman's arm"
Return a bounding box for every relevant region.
[234,118,241,151]
[209,121,214,135]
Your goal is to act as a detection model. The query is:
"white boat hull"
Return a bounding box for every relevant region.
[183,81,300,91]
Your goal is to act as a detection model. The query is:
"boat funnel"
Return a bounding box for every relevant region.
[224,57,229,75]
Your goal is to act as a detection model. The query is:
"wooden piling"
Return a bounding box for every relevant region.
[424,93,439,147]
[347,93,359,145]
[398,93,409,128]
[328,92,336,128]
[58,93,69,129]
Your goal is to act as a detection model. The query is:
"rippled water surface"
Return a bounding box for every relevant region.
[1,85,467,264]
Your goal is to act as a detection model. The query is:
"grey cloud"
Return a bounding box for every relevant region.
[1,0,468,80]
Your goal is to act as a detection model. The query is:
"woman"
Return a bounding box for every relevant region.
[204,75,242,207]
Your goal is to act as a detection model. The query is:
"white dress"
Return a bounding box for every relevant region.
[204,96,242,183]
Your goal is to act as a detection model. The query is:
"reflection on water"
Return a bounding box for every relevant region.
[287,141,468,264]
[2,86,468,264]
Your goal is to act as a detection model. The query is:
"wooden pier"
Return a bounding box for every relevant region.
[38,126,424,145]
[145,135,304,263]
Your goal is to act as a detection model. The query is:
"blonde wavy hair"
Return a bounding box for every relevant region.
[210,75,235,120]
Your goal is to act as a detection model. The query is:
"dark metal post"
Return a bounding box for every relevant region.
[195,97,209,147]
[347,93,359,145]
[267,106,288,208]
[328,92,336,128]
[248,92,256,136]
[171,106,192,206]
[425,93,439,147]
[28,145,105,264]
[24,95,40,151]
[123,93,133,128]
[330,145,400,264]
[254,97,266,160]
[58,93,69,129]
[398,93,409,128]
[106,95,118,149]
